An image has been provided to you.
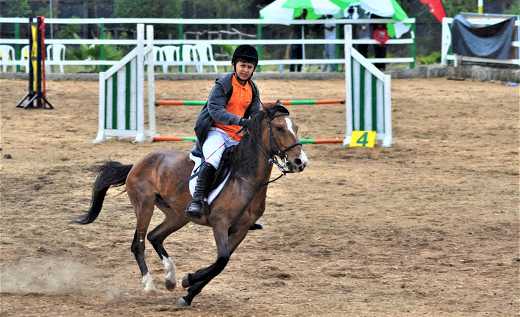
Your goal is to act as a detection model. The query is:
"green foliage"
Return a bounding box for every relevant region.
[68,33,124,72]
[34,6,59,18]
[114,0,183,38]
[114,0,182,18]
[5,0,31,17]
[442,0,475,18]
[504,2,520,15]
[417,51,441,65]
[219,44,238,58]
[188,0,254,19]
[56,17,81,39]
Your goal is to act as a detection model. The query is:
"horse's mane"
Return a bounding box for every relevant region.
[229,103,289,177]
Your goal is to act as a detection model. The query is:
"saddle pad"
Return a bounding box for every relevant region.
[189,153,230,206]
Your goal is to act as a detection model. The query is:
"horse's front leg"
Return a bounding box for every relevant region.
[178,223,248,306]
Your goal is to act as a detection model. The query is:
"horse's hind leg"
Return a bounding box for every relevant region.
[129,194,157,298]
[147,211,189,292]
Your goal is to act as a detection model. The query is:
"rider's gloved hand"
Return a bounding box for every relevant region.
[239,118,250,128]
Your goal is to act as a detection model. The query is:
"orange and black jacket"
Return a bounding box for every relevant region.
[191,72,261,157]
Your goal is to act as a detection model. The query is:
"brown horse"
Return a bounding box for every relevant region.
[75,102,308,306]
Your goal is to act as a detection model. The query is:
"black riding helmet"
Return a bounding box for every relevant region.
[232,45,258,67]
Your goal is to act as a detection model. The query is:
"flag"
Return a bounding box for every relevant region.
[419,0,447,23]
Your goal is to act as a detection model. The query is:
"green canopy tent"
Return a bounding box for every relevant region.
[260,0,410,38]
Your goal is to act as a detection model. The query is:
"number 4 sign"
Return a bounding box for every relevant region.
[349,131,377,147]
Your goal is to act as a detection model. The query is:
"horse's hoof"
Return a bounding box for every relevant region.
[178,297,191,307]
[182,273,190,289]
[165,278,176,291]
[144,289,157,299]
[249,222,263,230]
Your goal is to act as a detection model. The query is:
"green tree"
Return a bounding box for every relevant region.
[56,16,81,39]
[114,0,184,38]
[68,33,124,72]
[187,0,254,19]
[442,0,476,17]
[4,0,32,17]
[504,2,520,15]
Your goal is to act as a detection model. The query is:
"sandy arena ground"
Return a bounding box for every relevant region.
[0,76,519,316]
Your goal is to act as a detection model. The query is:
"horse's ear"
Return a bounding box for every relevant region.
[275,100,282,106]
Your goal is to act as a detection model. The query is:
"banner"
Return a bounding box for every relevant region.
[419,0,447,23]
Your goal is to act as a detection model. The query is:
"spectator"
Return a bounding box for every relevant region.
[373,23,389,71]
[322,15,336,72]
[355,9,370,58]
[290,9,307,72]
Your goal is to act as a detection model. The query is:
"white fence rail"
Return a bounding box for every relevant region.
[0,17,416,73]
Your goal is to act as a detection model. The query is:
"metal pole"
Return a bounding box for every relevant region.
[99,20,105,72]
[15,23,20,72]
[257,24,262,72]
[49,0,54,39]
[302,25,306,73]
[478,0,483,14]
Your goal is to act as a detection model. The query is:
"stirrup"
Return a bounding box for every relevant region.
[185,197,206,219]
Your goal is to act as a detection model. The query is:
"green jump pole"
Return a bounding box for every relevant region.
[155,99,345,106]
[153,136,343,144]
[153,136,197,142]
[299,139,343,144]
[155,100,206,106]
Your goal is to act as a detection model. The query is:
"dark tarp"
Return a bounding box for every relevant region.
[450,14,517,59]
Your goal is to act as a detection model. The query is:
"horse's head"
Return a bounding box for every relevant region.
[262,101,308,173]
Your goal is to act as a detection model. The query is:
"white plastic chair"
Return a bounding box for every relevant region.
[182,45,200,73]
[144,46,163,71]
[20,45,29,73]
[0,45,15,72]
[160,45,180,73]
[195,43,218,73]
[46,43,66,73]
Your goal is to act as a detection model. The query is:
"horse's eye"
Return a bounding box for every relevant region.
[276,126,284,132]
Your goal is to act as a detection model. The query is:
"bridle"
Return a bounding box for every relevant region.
[231,108,303,229]
[258,109,303,177]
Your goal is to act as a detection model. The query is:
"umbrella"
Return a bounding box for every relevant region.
[330,0,410,38]
[360,0,395,17]
[332,0,408,21]
[260,0,342,22]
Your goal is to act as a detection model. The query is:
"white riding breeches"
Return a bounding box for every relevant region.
[202,128,239,169]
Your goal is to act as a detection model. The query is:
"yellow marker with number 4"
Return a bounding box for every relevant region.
[350,131,376,147]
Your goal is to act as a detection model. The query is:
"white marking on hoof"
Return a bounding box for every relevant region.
[178,297,190,306]
[182,273,190,289]
[142,272,157,298]
[162,257,177,291]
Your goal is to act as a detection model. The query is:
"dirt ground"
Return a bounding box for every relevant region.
[0,76,518,317]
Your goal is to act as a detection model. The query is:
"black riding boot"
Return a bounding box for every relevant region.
[185,163,217,219]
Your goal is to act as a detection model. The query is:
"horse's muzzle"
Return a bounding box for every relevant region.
[288,151,308,173]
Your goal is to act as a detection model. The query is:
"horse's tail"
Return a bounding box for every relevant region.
[74,161,134,225]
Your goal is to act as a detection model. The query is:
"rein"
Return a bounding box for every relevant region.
[267,113,303,164]
[262,112,302,179]
[229,110,302,229]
